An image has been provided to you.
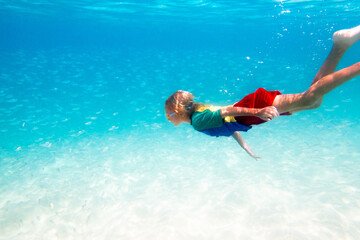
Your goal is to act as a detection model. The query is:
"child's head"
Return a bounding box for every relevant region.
[165,90,194,126]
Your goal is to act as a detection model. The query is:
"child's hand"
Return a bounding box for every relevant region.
[243,144,261,161]
[256,106,279,121]
[248,152,261,161]
[232,131,261,161]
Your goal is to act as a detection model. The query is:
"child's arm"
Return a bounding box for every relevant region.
[221,106,279,121]
[232,131,261,160]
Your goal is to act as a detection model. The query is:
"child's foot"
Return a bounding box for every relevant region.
[333,25,360,49]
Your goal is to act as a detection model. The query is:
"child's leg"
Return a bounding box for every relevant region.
[273,62,360,113]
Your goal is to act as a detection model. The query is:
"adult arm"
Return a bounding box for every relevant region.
[232,131,261,160]
[220,106,279,121]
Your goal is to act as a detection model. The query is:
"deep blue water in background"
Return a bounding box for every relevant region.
[1,1,360,239]
[1,0,359,51]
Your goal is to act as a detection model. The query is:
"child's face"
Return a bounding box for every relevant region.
[165,105,183,126]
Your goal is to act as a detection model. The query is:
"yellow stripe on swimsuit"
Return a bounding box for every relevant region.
[191,105,251,137]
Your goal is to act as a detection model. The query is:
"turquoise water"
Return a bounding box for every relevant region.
[1,1,360,239]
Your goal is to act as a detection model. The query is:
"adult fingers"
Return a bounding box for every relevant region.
[269,106,279,117]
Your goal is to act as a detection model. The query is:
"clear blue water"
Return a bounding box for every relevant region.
[1,1,360,239]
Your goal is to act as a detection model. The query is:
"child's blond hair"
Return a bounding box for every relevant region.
[165,90,202,117]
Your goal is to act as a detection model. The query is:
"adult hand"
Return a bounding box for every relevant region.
[256,106,279,121]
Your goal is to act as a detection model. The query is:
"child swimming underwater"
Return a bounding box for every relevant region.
[165,25,360,159]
